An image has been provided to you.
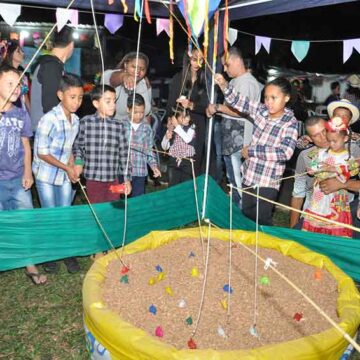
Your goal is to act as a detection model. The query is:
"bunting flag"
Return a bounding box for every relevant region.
[104,14,124,34]
[213,10,219,63]
[343,39,360,63]
[156,18,170,36]
[223,0,229,60]
[134,0,141,21]
[203,0,209,60]
[291,40,310,62]
[121,0,128,13]
[177,0,221,39]
[228,27,238,46]
[255,36,271,55]
[0,3,21,26]
[144,0,152,24]
[169,0,174,63]
[56,8,78,32]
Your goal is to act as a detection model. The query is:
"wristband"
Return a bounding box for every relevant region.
[74,158,84,166]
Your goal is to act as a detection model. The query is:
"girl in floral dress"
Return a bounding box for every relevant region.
[302,116,359,237]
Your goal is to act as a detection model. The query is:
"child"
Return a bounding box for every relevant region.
[33,73,83,274]
[119,93,161,197]
[161,106,196,186]
[302,116,358,237]
[215,75,298,225]
[0,64,46,285]
[73,85,132,202]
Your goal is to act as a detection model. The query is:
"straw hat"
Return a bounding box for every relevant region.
[327,98,359,125]
[347,74,360,88]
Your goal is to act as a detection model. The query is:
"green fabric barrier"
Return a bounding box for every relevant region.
[1,175,360,282]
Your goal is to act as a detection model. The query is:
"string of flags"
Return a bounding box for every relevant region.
[0,2,359,64]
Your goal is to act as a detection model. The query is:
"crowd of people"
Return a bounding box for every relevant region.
[1,24,359,284]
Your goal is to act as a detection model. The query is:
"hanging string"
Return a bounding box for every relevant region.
[191,219,212,339]
[227,184,233,323]
[121,0,145,259]
[191,159,206,266]
[208,221,360,353]
[252,185,260,336]
[78,181,127,267]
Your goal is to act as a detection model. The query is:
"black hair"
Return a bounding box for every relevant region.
[0,63,20,77]
[181,49,206,100]
[3,41,22,67]
[53,25,74,48]
[116,52,149,71]
[90,84,115,101]
[127,93,145,108]
[227,46,243,60]
[58,73,83,92]
[330,81,340,91]
[304,116,324,129]
[266,77,292,97]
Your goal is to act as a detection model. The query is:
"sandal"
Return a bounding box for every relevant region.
[25,270,47,285]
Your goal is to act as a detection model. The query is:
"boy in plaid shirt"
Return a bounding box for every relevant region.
[73,85,132,203]
[119,93,160,196]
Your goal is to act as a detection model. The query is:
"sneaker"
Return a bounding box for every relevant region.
[64,257,80,274]
[43,261,59,273]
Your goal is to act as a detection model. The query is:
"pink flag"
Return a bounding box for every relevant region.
[104,14,124,34]
[56,8,79,32]
[343,39,360,63]
[255,36,271,55]
[156,18,170,36]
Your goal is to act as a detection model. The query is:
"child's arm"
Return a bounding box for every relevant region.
[73,118,86,176]
[38,154,79,183]
[118,123,132,182]
[21,137,33,190]
[246,121,298,162]
[173,125,195,144]
[161,133,171,151]
[146,127,161,178]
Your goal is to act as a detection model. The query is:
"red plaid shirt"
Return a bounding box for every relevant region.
[224,85,298,189]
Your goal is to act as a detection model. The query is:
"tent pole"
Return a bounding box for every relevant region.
[201,15,219,219]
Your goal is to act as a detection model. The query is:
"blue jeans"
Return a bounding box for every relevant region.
[36,180,75,208]
[119,175,146,197]
[224,150,243,208]
[0,176,33,210]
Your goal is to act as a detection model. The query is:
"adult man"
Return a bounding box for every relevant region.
[31,25,74,132]
[207,47,261,207]
[290,99,360,228]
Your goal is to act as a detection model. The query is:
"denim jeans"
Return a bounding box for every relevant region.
[36,180,75,208]
[119,175,146,197]
[0,176,33,210]
[224,150,243,208]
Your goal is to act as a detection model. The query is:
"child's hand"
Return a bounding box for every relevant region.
[307,167,315,175]
[171,115,179,127]
[241,146,249,159]
[22,171,34,190]
[124,181,132,195]
[214,74,228,91]
[166,130,173,139]
[74,165,83,177]
[66,165,80,183]
[152,167,161,178]
[176,97,193,110]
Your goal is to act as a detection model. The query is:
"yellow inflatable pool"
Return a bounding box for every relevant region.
[83,228,360,359]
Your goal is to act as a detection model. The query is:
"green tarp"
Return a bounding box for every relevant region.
[1,176,360,281]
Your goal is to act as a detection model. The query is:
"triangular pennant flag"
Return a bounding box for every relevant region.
[255,36,271,55]
[343,39,360,63]
[104,14,124,34]
[56,8,78,32]
[291,41,310,62]
[156,18,170,37]
[228,28,238,46]
[0,3,21,26]
[134,0,142,21]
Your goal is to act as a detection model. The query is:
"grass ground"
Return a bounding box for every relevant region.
[1,184,360,359]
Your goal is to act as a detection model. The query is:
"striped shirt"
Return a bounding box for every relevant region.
[223,85,298,189]
[73,112,131,182]
[121,118,158,177]
[33,103,79,185]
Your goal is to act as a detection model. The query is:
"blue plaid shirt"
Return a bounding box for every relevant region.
[33,103,79,185]
[121,118,158,177]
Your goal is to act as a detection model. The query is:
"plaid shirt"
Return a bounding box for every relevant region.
[122,118,158,177]
[33,103,79,185]
[224,85,298,189]
[73,112,131,182]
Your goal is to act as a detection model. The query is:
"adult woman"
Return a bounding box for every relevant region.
[110,52,152,121]
[3,41,30,112]
[166,49,210,176]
